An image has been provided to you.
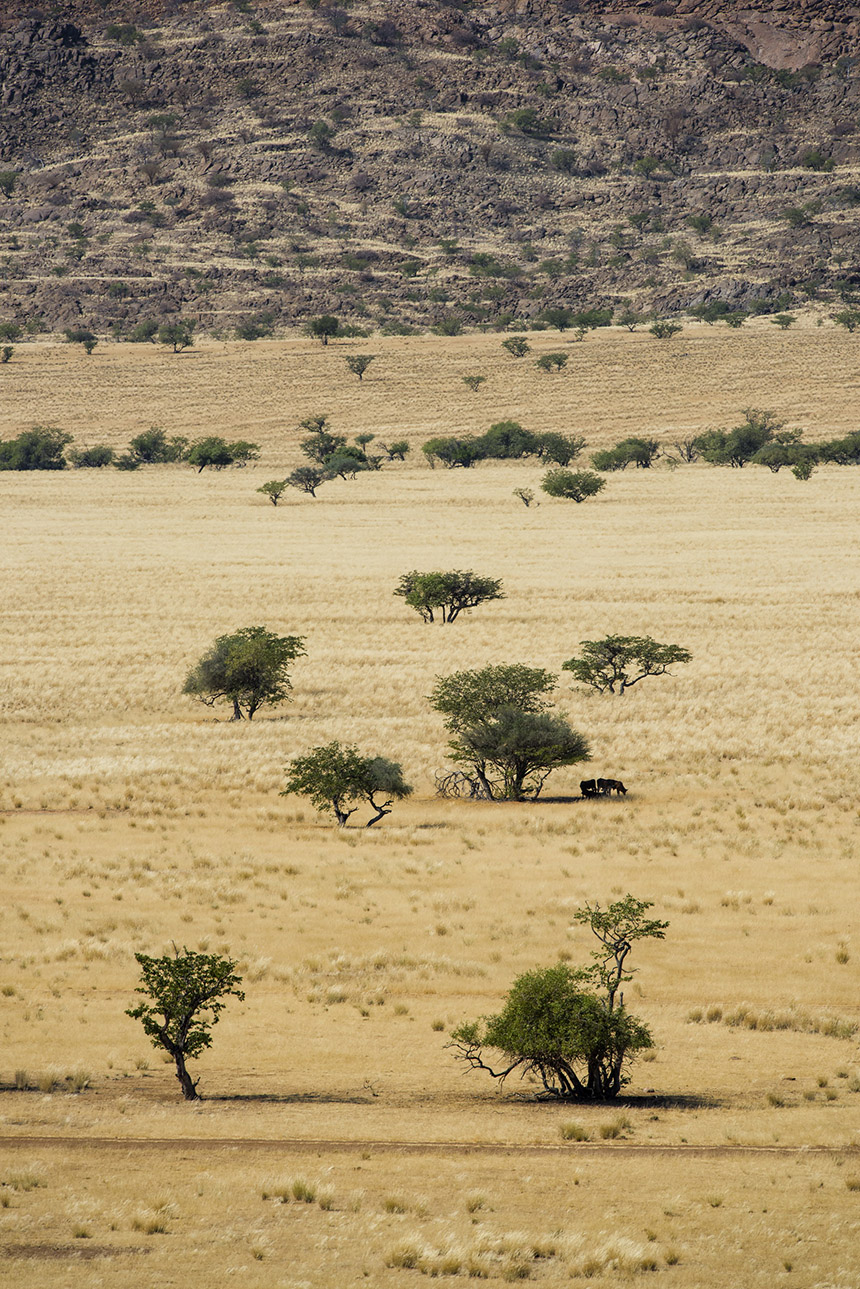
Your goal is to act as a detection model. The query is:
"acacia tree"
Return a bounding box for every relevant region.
[394,570,504,623]
[541,469,605,502]
[562,635,692,695]
[257,479,288,505]
[126,947,244,1100]
[183,625,306,719]
[346,354,375,380]
[286,466,326,496]
[430,663,590,800]
[502,336,531,357]
[283,741,412,826]
[158,319,195,352]
[448,895,667,1100]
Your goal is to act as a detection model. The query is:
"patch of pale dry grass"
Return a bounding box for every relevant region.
[1,329,859,1286]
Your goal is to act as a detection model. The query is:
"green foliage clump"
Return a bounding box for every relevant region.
[430,663,588,801]
[185,437,258,471]
[501,336,531,358]
[158,320,195,352]
[0,425,72,471]
[540,469,605,502]
[284,741,412,827]
[69,445,115,468]
[395,570,504,624]
[449,896,667,1099]
[535,351,568,372]
[183,625,305,720]
[562,635,692,695]
[129,426,188,464]
[693,408,796,468]
[257,479,289,506]
[126,948,244,1100]
[591,437,661,471]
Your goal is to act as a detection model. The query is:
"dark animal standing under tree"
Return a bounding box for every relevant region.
[580,779,598,798]
[597,778,627,796]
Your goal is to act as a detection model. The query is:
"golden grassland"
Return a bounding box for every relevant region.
[1,326,859,1286]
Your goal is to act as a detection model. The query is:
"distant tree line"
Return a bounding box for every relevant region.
[0,425,259,472]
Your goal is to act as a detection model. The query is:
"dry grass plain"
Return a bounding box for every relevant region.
[1,324,859,1287]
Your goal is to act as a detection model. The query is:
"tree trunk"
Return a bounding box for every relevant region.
[230,698,244,720]
[174,1050,199,1100]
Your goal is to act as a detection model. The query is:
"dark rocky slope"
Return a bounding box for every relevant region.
[1,0,858,336]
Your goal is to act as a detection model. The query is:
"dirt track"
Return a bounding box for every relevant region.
[3,1135,856,1157]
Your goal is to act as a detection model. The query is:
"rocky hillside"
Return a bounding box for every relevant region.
[1,0,859,337]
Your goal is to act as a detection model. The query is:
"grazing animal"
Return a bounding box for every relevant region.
[580,779,598,798]
[598,778,627,796]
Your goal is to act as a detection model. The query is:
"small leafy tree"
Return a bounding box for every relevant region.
[186,437,258,471]
[1,345,13,363]
[129,426,187,464]
[299,418,347,465]
[772,313,796,330]
[502,336,531,358]
[562,635,692,695]
[536,352,569,372]
[541,469,605,502]
[346,353,375,381]
[307,315,340,345]
[462,374,487,392]
[380,439,410,461]
[183,625,306,720]
[422,435,484,468]
[430,663,588,800]
[286,466,326,496]
[535,432,586,466]
[65,326,97,354]
[448,895,667,1099]
[592,438,661,471]
[258,479,289,506]
[283,741,412,827]
[158,319,195,352]
[649,320,682,339]
[395,570,505,623]
[126,947,244,1100]
[833,308,860,332]
[694,408,795,468]
[446,708,590,801]
[69,445,115,468]
[513,487,536,507]
[0,425,72,471]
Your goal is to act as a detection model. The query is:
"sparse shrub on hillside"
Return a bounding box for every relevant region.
[395,570,505,624]
[283,741,412,827]
[540,306,573,332]
[0,321,21,341]
[541,468,605,502]
[0,171,17,198]
[536,352,568,372]
[235,313,275,341]
[1,345,12,363]
[562,636,692,695]
[550,147,577,174]
[126,947,244,1100]
[183,625,305,721]
[462,375,487,392]
[0,425,72,471]
[449,896,666,1098]
[513,487,536,507]
[432,314,464,336]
